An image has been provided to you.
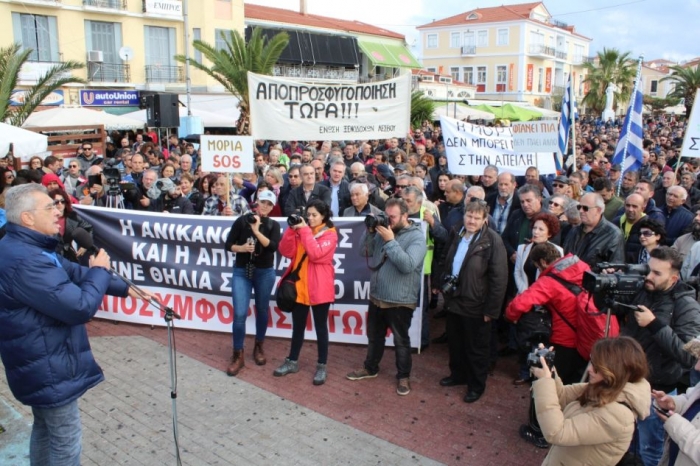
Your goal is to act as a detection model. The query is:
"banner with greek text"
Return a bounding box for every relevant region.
[439,115,557,176]
[74,207,422,347]
[247,72,411,141]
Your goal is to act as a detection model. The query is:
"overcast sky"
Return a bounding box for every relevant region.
[247,0,699,63]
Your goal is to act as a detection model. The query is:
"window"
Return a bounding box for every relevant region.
[450,67,460,81]
[193,28,202,64]
[215,29,233,52]
[496,65,507,92]
[497,28,509,46]
[538,68,543,92]
[651,80,658,93]
[426,34,438,49]
[145,26,177,82]
[12,13,59,62]
[477,30,488,47]
[574,44,584,63]
[450,32,461,48]
[85,20,124,81]
[426,67,437,73]
[464,31,475,46]
[477,66,486,92]
[463,66,474,85]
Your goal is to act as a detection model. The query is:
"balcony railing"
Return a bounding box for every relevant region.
[460,45,476,56]
[555,50,568,60]
[272,64,359,82]
[145,65,184,83]
[528,44,555,57]
[83,0,127,9]
[88,62,130,83]
[551,85,566,95]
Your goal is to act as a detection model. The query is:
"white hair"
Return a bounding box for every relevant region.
[5,184,47,225]
[349,182,369,195]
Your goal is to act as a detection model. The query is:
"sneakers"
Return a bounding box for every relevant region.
[313,363,327,386]
[396,378,411,396]
[346,368,378,381]
[273,358,299,377]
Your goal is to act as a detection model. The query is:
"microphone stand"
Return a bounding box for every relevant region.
[110,269,183,466]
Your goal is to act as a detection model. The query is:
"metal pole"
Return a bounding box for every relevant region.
[616,54,644,197]
[570,68,577,173]
[183,0,192,116]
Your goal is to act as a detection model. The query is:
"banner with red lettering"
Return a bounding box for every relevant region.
[545,68,552,93]
[74,207,423,347]
[508,63,514,91]
[526,64,534,92]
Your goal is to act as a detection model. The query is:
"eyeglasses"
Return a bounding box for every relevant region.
[69,164,79,168]
[553,183,567,188]
[54,199,66,205]
[469,198,488,206]
[577,204,594,212]
[288,174,299,178]
[83,147,92,151]
[550,201,562,208]
[639,230,657,237]
[395,185,409,189]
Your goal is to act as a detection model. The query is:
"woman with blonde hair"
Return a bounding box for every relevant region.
[531,337,651,465]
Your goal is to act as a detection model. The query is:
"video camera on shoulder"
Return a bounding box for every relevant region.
[582,262,649,311]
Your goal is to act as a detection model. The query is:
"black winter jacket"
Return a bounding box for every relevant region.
[562,217,625,268]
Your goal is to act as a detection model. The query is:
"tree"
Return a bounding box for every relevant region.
[0,43,84,127]
[661,65,700,117]
[410,91,435,129]
[582,48,636,115]
[643,94,680,113]
[175,27,289,135]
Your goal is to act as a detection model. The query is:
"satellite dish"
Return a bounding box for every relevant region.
[119,46,134,61]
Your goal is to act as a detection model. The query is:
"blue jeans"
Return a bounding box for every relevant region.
[30,400,81,466]
[231,266,276,350]
[633,391,676,466]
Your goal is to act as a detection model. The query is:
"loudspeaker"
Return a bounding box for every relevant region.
[146,93,180,128]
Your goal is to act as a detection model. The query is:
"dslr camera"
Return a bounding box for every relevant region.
[287,207,307,226]
[244,212,258,224]
[364,212,389,230]
[527,345,556,369]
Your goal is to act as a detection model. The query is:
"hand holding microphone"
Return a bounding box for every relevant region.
[89,249,111,269]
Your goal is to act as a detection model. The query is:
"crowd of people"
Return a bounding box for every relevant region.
[3,113,700,465]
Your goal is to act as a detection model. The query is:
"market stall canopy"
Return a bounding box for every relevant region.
[23,107,144,131]
[121,107,236,128]
[357,38,421,69]
[433,104,495,121]
[473,103,542,121]
[251,27,360,67]
[0,122,48,159]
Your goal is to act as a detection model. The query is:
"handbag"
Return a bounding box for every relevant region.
[516,305,552,349]
[275,252,307,312]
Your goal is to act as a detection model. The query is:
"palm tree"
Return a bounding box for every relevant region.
[0,43,84,127]
[582,48,636,115]
[661,65,700,117]
[175,27,289,135]
[410,91,435,129]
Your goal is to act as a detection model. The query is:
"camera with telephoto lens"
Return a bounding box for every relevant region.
[287,207,306,226]
[364,212,389,230]
[582,263,648,310]
[527,345,556,369]
[441,275,458,295]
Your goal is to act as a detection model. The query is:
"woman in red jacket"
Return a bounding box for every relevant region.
[274,199,338,386]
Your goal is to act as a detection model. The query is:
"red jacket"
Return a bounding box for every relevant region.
[279,224,337,306]
[505,254,588,348]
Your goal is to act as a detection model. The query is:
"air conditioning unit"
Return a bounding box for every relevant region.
[88,50,104,63]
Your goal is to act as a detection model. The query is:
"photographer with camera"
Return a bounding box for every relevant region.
[223,190,281,377]
[531,337,651,465]
[612,246,700,466]
[274,199,337,385]
[346,198,426,396]
[438,199,508,403]
[149,178,194,215]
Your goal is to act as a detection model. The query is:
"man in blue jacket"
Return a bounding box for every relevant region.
[0,184,150,465]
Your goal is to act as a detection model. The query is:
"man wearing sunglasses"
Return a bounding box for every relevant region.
[562,192,625,267]
[61,161,86,198]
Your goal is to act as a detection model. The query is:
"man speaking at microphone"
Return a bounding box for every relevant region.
[0,184,153,465]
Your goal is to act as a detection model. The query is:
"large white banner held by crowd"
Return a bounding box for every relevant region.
[439,115,557,176]
[248,72,411,141]
[74,207,422,348]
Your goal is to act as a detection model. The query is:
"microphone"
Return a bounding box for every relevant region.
[71,227,99,256]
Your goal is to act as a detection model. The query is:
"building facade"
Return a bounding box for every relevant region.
[417,1,592,107]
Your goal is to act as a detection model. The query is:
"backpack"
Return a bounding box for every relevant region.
[547,273,620,360]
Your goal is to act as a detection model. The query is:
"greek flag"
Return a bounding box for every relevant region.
[557,75,576,171]
[612,82,644,174]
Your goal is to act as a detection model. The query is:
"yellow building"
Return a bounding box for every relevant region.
[1,0,245,114]
[417,1,592,107]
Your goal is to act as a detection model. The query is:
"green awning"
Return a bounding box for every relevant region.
[472,103,542,121]
[98,106,140,116]
[358,38,421,69]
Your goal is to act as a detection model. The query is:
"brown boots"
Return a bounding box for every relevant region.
[253,340,266,366]
[226,350,244,376]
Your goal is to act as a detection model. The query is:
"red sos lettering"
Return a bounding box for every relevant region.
[213,154,242,169]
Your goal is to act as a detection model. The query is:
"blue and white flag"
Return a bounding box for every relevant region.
[557,75,576,171]
[612,83,644,174]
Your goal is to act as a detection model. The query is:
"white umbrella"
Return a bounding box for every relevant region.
[433,104,495,121]
[0,122,48,159]
[22,107,144,131]
[122,107,236,128]
[663,105,686,115]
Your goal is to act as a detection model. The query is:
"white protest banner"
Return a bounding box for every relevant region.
[681,89,700,159]
[200,135,254,173]
[511,120,559,153]
[248,72,411,141]
[439,115,557,176]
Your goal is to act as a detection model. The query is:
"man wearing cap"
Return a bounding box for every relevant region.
[374,164,395,197]
[551,175,570,197]
[152,179,194,214]
[608,163,622,184]
[394,164,408,177]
